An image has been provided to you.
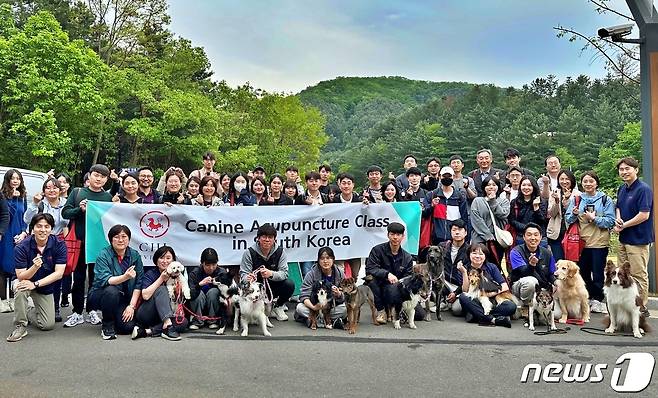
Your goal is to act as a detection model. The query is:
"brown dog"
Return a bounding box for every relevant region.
[340,278,378,334]
[554,259,590,323]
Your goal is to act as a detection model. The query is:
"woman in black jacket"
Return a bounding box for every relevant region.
[508,176,548,247]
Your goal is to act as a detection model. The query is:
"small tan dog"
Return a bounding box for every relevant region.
[553,260,590,323]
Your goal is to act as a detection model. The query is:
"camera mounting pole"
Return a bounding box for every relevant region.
[625,0,658,293]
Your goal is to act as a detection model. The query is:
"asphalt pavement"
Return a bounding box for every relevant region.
[1,303,658,398]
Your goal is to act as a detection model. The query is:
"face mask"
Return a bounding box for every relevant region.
[234,182,247,192]
[441,177,453,186]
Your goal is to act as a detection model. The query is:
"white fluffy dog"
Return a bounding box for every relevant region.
[234,281,273,337]
[166,261,191,305]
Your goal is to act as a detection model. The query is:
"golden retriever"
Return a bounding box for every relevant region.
[553,260,590,323]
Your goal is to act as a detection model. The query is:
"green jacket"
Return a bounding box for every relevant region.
[90,246,144,294]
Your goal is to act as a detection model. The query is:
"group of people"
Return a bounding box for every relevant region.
[0,148,654,340]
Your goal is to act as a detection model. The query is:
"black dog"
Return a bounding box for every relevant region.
[212,273,240,335]
[309,280,334,330]
[391,273,428,330]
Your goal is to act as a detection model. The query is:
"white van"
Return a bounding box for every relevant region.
[0,166,49,201]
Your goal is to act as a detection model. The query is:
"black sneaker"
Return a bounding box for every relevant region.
[131,326,147,340]
[60,300,69,308]
[101,327,117,340]
[161,327,181,341]
[641,307,651,318]
[494,316,512,328]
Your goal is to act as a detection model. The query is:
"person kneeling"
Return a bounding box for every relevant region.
[7,214,66,342]
[240,224,294,321]
[458,243,516,328]
[295,247,347,329]
[87,225,144,340]
[365,222,427,324]
[132,246,186,341]
[188,248,230,330]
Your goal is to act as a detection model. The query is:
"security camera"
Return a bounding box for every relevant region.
[598,23,634,39]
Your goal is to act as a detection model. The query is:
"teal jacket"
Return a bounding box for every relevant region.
[90,246,144,294]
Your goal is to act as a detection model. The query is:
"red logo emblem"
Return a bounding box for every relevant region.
[139,211,170,238]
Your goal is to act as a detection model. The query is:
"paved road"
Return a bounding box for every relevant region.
[1,307,657,398]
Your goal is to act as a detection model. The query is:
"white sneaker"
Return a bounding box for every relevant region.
[590,300,604,314]
[272,306,289,321]
[64,312,85,328]
[87,310,102,325]
[0,300,11,313]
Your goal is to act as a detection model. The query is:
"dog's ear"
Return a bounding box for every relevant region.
[605,260,616,273]
[622,261,632,274]
[567,261,579,277]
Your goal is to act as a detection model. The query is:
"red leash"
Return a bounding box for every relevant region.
[173,279,224,324]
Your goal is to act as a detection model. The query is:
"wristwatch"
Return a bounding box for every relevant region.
[34,281,40,289]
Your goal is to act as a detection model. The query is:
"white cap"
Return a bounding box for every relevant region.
[440,166,455,176]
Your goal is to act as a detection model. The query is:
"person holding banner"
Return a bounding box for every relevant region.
[132,245,186,341]
[225,172,256,206]
[365,222,426,324]
[62,164,113,328]
[194,176,223,207]
[87,225,144,340]
[240,224,294,321]
[331,173,364,279]
[294,247,347,329]
[158,169,192,205]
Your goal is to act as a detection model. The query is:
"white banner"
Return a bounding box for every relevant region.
[85,201,421,266]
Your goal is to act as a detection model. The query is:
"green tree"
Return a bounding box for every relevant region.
[594,122,642,194]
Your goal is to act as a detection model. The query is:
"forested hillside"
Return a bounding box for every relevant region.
[300,75,641,191]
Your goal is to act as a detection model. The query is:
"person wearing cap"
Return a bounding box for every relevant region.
[363,165,384,203]
[365,222,427,324]
[400,167,428,202]
[421,157,441,191]
[240,223,294,321]
[422,166,470,245]
[62,164,113,329]
[468,149,503,197]
[253,165,266,181]
[392,154,417,191]
[188,151,221,181]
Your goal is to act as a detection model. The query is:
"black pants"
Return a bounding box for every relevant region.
[265,279,295,307]
[579,247,608,302]
[367,279,426,320]
[87,285,134,334]
[459,295,516,324]
[71,244,94,314]
[135,286,187,335]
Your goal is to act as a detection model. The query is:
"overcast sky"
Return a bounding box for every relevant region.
[167,0,632,93]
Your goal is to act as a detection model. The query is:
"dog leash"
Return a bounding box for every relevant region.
[580,327,644,337]
[173,279,224,324]
[249,266,275,305]
[533,327,570,335]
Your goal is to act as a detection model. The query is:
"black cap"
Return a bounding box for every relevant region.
[253,165,265,173]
